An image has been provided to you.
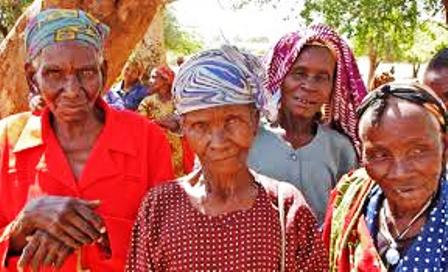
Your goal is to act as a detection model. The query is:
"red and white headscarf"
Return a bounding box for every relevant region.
[265,24,367,155]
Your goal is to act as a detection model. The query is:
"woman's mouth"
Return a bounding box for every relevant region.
[394,186,418,194]
[293,97,318,108]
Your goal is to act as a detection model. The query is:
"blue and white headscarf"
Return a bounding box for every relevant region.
[172,45,275,118]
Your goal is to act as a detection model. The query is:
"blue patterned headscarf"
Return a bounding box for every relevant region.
[172,45,275,117]
[25,9,110,60]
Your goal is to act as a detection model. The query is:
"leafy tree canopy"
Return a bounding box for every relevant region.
[164,7,202,55]
[0,0,33,38]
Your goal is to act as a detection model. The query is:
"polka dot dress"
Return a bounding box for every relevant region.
[126,176,327,271]
[364,181,448,271]
[397,196,448,271]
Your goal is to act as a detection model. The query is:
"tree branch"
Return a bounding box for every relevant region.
[0,23,8,38]
[444,0,448,24]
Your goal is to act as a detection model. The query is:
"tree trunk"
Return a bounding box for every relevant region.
[412,63,421,78]
[133,6,167,77]
[367,46,379,89]
[0,0,165,118]
[0,23,7,38]
[444,0,448,24]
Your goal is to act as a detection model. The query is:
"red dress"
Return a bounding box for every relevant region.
[126,171,328,271]
[0,100,174,271]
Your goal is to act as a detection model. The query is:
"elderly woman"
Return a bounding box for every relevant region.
[0,9,173,271]
[248,24,367,224]
[126,46,328,271]
[138,66,194,177]
[323,82,448,271]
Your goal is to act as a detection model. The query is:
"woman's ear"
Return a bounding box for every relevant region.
[250,108,260,136]
[101,59,108,87]
[443,133,448,163]
[179,115,185,136]
[25,61,38,94]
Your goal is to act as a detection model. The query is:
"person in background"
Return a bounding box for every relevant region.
[248,24,367,224]
[324,82,448,271]
[104,59,148,111]
[0,9,173,271]
[138,65,195,177]
[424,48,448,108]
[126,45,327,271]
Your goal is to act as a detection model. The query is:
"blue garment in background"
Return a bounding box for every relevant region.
[104,80,148,111]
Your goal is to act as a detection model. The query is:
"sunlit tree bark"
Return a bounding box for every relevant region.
[0,0,165,117]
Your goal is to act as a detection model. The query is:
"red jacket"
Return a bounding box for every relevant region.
[0,101,174,271]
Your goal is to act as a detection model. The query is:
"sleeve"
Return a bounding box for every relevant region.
[147,124,174,187]
[0,221,21,269]
[322,187,340,252]
[294,206,329,271]
[0,120,18,268]
[125,189,159,272]
[103,89,114,104]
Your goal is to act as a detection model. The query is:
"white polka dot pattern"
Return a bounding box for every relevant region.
[126,179,327,271]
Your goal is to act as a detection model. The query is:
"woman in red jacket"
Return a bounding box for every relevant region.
[0,8,173,271]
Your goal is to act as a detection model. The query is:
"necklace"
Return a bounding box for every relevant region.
[379,197,433,266]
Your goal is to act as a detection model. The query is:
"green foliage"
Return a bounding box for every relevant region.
[301,0,422,63]
[0,0,33,37]
[164,8,202,55]
[403,21,448,64]
[232,0,445,66]
[422,0,444,16]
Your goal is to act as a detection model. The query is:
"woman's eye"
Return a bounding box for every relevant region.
[293,71,306,78]
[366,151,389,161]
[316,74,330,83]
[192,122,207,131]
[226,117,240,125]
[45,70,62,79]
[80,69,97,78]
[409,148,424,157]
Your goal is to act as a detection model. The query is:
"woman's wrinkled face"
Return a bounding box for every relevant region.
[182,104,259,174]
[359,98,444,210]
[281,45,336,119]
[26,42,105,123]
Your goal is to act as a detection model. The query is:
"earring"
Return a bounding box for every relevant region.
[30,84,40,95]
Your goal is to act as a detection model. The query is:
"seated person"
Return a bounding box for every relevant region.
[104,59,148,111]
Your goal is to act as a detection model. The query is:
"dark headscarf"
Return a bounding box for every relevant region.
[357,82,447,132]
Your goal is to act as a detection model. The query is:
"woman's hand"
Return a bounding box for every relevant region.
[10,196,106,254]
[17,229,73,271]
[28,94,45,113]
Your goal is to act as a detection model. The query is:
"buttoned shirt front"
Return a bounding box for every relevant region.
[0,100,173,271]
